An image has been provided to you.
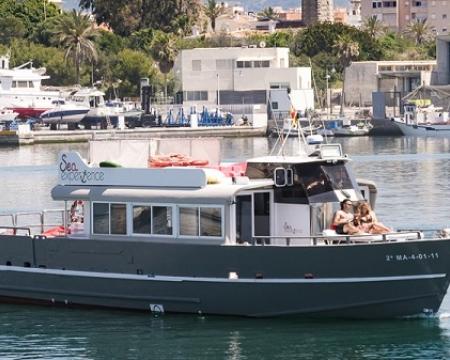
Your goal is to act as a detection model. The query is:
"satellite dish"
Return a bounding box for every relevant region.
[259,41,266,48]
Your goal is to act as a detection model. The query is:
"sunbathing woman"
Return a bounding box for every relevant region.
[359,201,391,234]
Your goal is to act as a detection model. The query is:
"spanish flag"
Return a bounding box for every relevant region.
[291,105,298,127]
[290,105,296,119]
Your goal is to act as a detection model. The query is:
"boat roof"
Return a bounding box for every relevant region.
[248,144,349,164]
[72,88,105,97]
[52,179,274,204]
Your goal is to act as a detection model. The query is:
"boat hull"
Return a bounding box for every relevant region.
[80,110,142,128]
[393,119,450,137]
[0,235,448,318]
[41,109,90,125]
[332,126,371,137]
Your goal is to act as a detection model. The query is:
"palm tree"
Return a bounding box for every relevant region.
[53,10,98,85]
[362,15,387,40]
[403,19,433,45]
[259,7,276,19]
[333,35,360,117]
[148,30,179,105]
[203,0,225,32]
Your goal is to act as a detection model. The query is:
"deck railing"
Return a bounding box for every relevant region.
[0,210,66,236]
[250,231,425,246]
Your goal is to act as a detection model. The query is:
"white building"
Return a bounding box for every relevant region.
[344,60,436,107]
[173,47,314,122]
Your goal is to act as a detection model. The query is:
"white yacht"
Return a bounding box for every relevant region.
[0,51,61,118]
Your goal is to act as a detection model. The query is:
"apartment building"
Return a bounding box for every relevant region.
[360,0,450,34]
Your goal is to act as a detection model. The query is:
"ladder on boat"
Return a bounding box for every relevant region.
[105,113,112,128]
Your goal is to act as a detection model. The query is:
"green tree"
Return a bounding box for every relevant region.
[112,49,154,98]
[362,15,387,40]
[53,10,98,85]
[0,16,26,46]
[333,35,359,117]
[259,7,276,19]
[203,0,225,32]
[0,0,60,37]
[148,30,179,104]
[403,19,433,45]
[96,30,125,55]
[30,16,61,47]
[84,0,199,36]
[8,42,76,85]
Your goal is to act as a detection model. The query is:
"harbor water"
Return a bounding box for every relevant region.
[1,136,450,359]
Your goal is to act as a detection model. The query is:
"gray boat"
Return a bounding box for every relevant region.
[1,138,450,319]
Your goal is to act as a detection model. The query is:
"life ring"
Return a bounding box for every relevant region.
[190,159,209,166]
[151,159,172,167]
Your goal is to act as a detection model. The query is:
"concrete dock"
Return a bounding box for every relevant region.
[0,125,267,146]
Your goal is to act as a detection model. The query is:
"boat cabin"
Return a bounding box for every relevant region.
[51,139,376,246]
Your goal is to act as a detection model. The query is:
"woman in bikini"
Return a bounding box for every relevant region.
[359,201,391,234]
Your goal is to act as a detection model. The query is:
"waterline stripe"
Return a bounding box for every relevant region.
[0,266,445,284]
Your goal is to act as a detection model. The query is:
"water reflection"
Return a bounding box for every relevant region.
[1,303,450,360]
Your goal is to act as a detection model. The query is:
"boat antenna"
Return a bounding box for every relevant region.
[309,57,329,144]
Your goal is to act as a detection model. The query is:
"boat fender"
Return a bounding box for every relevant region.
[232,176,249,185]
[203,168,226,184]
[99,160,122,168]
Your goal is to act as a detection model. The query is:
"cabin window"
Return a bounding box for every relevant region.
[93,203,109,234]
[178,206,223,238]
[132,205,173,235]
[93,202,126,235]
[153,206,173,235]
[180,207,199,236]
[133,205,151,234]
[111,204,126,234]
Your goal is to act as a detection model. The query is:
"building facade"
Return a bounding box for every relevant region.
[302,0,334,25]
[344,60,436,106]
[360,0,450,34]
[173,47,314,120]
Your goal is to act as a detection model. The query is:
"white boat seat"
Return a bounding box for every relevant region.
[322,229,422,244]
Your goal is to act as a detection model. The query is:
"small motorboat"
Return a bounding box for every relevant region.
[332,123,373,137]
[306,134,324,144]
[40,100,90,126]
[0,108,18,122]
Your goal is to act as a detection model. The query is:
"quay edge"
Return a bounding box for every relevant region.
[0,126,267,146]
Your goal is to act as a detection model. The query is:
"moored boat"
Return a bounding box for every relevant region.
[391,103,450,137]
[40,100,90,128]
[332,123,373,137]
[0,108,18,122]
[66,88,142,129]
[270,118,322,137]
[0,138,450,319]
[0,51,61,118]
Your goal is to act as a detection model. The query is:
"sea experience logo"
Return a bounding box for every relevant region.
[59,153,105,184]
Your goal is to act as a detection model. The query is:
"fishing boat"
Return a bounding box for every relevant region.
[0,51,61,118]
[40,100,90,128]
[391,103,450,137]
[0,137,450,319]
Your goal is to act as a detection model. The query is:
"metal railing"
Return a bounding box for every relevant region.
[0,209,66,236]
[249,231,425,246]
